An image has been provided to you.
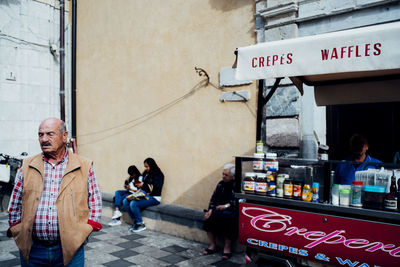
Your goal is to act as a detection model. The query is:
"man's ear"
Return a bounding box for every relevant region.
[63,131,69,143]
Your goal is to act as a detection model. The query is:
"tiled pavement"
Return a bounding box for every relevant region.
[0,212,245,266]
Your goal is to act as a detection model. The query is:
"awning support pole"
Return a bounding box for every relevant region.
[256,78,282,143]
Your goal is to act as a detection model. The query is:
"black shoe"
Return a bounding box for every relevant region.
[130,224,146,232]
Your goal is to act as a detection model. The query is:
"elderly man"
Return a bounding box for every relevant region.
[203,163,236,260]
[7,118,102,266]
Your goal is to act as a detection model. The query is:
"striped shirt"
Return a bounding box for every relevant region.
[8,151,102,241]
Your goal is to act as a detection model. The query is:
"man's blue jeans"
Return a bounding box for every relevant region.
[20,240,84,267]
[114,190,130,209]
[122,193,159,225]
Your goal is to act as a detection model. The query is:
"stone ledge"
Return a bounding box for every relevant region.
[102,192,204,230]
[102,193,245,251]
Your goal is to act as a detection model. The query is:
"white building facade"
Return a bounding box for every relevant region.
[0,0,71,157]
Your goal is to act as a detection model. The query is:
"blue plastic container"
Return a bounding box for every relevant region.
[363,185,386,210]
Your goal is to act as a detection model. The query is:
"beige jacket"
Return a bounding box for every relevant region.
[10,151,94,265]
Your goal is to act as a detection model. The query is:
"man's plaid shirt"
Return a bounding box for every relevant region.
[8,151,102,241]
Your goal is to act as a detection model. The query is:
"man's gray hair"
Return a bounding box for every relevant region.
[60,121,67,133]
[224,163,235,176]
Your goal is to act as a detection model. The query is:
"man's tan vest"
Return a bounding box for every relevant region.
[10,150,94,265]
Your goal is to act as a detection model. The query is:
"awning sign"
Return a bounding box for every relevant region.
[235,22,400,81]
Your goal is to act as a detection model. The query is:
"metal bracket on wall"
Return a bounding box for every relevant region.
[194,67,209,86]
[262,77,282,106]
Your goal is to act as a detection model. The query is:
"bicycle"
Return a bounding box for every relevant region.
[0,152,27,212]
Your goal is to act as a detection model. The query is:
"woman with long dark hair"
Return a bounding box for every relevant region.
[123,158,164,232]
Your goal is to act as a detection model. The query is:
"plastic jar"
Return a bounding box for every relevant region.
[267,180,276,197]
[264,153,279,171]
[284,179,293,199]
[256,140,264,153]
[255,173,267,195]
[331,184,339,205]
[276,174,288,198]
[243,172,256,194]
[350,180,363,207]
[253,153,264,171]
[318,144,329,160]
[293,181,302,200]
[339,188,351,206]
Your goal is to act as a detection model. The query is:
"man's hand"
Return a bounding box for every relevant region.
[216,204,229,211]
[135,181,143,188]
[204,209,212,220]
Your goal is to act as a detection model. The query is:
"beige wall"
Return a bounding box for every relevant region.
[76,0,256,209]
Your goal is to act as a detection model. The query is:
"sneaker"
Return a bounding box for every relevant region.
[130,224,146,233]
[112,210,123,219]
[108,219,121,226]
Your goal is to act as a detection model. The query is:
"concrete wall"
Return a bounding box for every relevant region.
[256,0,400,157]
[0,0,71,157]
[76,0,256,210]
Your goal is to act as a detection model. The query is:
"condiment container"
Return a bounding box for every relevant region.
[363,185,386,210]
[302,184,312,202]
[350,180,363,207]
[256,140,264,153]
[243,172,256,194]
[276,174,288,198]
[339,188,351,206]
[255,173,267,195]
[264,153,279,171]
[267,180,276,197]
[253,153,264,171]
[293,181,302,200]
[312,182,319,202]
[318,144,329,160]
[331,184,339,205]
[284,179,293,199]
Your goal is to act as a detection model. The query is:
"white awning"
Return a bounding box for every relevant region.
[235,22,400,82]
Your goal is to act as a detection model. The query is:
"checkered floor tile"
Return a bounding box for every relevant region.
[0,212,245,266]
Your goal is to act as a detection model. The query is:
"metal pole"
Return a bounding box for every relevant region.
[256,80,264,142]
[71,0,77,138]
[59,0,65,121]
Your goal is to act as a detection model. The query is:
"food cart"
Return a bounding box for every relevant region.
[233,22,400,267]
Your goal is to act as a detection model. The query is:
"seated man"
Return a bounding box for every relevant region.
[203,163,236,260]
[335,134,381,185]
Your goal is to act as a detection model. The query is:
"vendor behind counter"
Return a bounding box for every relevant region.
[334,134,381,185]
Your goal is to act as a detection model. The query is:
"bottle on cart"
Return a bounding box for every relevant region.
[267,174,276,197]
[276,174,287,198]
[397,172,400,213]
[293,181,302,200]
[302,184,312,202]
[350,180,363,207]
[256,140,264,153]
[284,179,293,199]
[311,182,319,202]
[384,171,398,211]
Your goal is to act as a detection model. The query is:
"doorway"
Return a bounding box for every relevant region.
[326,102,400,163]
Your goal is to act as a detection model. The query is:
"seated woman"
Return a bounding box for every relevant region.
[123,158,164,232]
[203,163,236,260]
[109,165,142,226]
